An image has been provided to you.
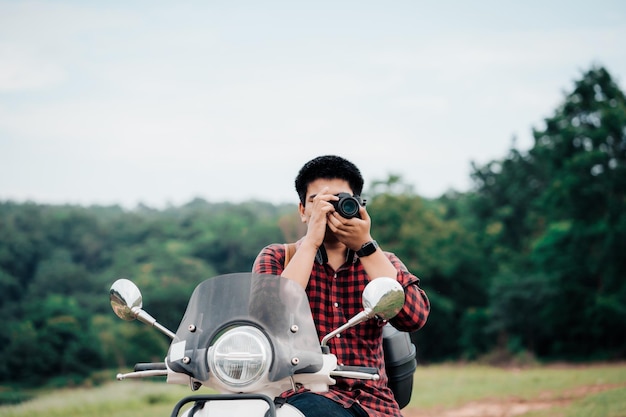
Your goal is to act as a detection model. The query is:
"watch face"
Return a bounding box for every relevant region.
[357,240,378,257]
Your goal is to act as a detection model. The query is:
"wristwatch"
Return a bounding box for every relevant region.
[356,240,379,257]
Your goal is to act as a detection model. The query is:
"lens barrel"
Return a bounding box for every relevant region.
[333,193,362,219]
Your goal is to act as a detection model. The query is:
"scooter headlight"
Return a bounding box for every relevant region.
[208,326,272,387]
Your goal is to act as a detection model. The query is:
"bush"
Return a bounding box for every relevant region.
[0,388,34,406]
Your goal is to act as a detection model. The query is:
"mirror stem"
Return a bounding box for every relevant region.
[133,307,176,339]
[321,308,373,348]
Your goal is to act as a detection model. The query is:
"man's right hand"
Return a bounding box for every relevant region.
[302,186,337,248]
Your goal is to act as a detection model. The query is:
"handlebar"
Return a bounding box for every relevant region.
[134,362,167,372]
[334,365,377,374]
[116,362,169,380]
[330,365,380,381]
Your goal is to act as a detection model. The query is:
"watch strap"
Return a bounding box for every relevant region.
[356,240,378,257]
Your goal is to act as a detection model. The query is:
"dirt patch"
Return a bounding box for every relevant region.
[402,383,624,417]
[404,398,566,417]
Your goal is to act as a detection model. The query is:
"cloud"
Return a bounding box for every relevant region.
[1,0,625,208]
[0,43,67,91]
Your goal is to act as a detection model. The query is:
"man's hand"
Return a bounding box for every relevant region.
[302,187,337,248]
[327,205,372,251]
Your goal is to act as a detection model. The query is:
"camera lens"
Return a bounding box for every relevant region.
[339,199,359,217]
[333,193,362,219]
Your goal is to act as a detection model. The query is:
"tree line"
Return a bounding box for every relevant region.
[0,65,624,387]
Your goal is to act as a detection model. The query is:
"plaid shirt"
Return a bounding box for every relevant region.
[252,239,430,417]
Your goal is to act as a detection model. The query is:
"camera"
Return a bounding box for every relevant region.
[332,193,365,219]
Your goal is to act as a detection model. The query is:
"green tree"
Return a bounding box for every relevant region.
[470,65,626,359]
[4,295,103,384]
[528,66,626,358]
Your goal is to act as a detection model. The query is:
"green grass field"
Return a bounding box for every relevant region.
[1,363,625,417]
[405,363,626,417]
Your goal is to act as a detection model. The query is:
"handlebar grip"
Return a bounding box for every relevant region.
[134,362,167,372]
[334,365,378,375]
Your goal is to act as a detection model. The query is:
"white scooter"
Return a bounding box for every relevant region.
[110,272,415,417]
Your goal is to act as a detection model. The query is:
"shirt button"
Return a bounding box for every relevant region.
[334,302,339,308]
[336,334,341,338]
[333,273,338,279]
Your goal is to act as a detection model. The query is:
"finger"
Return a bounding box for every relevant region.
[313,187,334,201]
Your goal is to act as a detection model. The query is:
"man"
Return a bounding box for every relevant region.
[253,155,430,417]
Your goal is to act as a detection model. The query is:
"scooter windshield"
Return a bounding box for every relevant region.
[166,273,323,382]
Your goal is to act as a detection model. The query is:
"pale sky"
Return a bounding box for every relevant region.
[1,0,625,208]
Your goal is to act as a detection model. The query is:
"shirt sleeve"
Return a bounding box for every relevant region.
[386,252,430,332]
[252,244,285,275]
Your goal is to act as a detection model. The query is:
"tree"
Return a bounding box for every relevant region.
[528,66,626,358]
[4,295,103,384]
[470,65,626,359]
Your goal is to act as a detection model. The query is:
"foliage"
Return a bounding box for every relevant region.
[469,65,626,360]
[0,390,34,406]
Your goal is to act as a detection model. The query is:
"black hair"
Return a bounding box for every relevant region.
[295,155,364,205]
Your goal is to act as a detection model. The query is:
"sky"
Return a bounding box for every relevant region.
[1,1,625,209]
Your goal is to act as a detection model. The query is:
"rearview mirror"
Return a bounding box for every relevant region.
[109,278,176,339]
[362,277,405,320]
[110,278,143,321]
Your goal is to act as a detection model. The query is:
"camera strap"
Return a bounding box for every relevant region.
[283,243,297,268]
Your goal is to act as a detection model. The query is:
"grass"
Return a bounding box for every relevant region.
[563,388,626,417]
[405,362,626,416]
[0,381,194,417]
[1,363,625,417]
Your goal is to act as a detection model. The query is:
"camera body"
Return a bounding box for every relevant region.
[332,193,365,219]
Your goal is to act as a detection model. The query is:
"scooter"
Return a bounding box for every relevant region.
[110,272,415,416]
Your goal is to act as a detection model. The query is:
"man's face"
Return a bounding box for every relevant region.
[300,178,353,223]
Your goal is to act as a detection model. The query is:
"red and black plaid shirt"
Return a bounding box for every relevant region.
[252,239,430,417]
